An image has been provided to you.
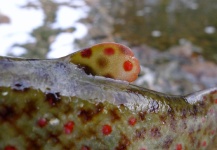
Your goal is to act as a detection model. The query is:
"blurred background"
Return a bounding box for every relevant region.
[0,0,217,95]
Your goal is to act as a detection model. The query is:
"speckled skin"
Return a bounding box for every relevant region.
[69,42,140,82]
[0,49,217,149]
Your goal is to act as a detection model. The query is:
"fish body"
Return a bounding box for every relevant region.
[0,43,217,150]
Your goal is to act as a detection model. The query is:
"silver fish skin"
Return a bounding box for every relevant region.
[0,56,217,150]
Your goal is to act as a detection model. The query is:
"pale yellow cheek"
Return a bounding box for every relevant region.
[69,42,140,82]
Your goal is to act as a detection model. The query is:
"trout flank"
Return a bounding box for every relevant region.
[0,43,217,150]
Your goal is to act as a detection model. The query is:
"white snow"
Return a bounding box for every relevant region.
[9,46,27,56]
[47,5,89,58]
[0,0,89,58]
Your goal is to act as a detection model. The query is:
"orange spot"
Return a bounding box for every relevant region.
[81,48,92,58]
[102,124,112,135]
[128,117,137,126]
[123,60,133,71]
[64,121,75,134]
[176,144,182,150]
[104,47,115,55]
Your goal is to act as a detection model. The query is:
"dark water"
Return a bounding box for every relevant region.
[102,0,217,63]
[6,0,217,63]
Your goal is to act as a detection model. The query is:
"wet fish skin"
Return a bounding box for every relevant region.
[0,48,217,149]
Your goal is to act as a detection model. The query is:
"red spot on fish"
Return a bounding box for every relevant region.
[81,48,92,58]
[104,47,115,56]
[64,121,75,134]
[201,141,207,147]
[37,118,47,128]
[176,144,182,150]
[128,117,137,126]
[123,60,133,71]
[81,146,91,150]
[102,124,112,135]
[211,130,216,135]
[4,145,17,150]
[214,99,217,104]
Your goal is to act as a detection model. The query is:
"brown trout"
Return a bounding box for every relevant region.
[0,43,217,150]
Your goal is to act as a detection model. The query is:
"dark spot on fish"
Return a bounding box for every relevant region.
[26,138,41,150]
[159,115,167,124]
[181,119,187,130]
[138,111,146,121]
[198,101,206,108]
[181,108,187,119]
[62,140,75,149]
[62,103,74,114]
[78,103,104,124]
[190,105,198,117]
[134,128,146,140]
[189,132,197,145]
[162,135,173,149]
[45,92,61,106]
[0,105,16,121]
[23,100,37,118]
[96,103,104,113]
[78,109,93,123]
[115,134,131,150]
[150,127,161,138]
[109,108,120,122]
[168,108,177,131]
[97,57,108,68]
[77,64,96,76]
[49,134,60,144]
[197,124,202,133]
